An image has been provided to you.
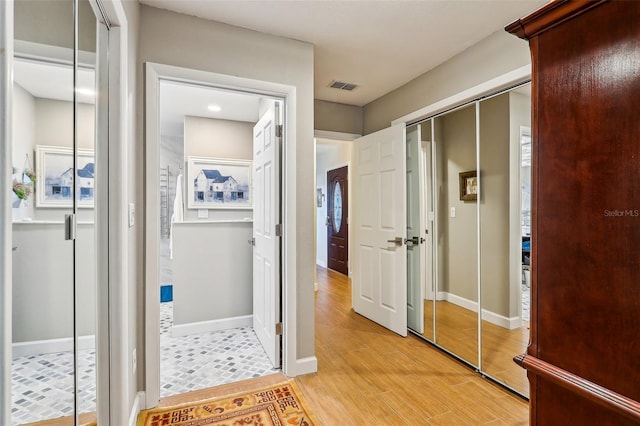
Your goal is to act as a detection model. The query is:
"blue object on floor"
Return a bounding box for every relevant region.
[160,284,173,302]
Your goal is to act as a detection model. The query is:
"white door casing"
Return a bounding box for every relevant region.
[253,102,281,368]
[406,125,424,333]
[352,124,408,336]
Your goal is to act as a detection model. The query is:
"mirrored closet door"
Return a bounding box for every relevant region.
[11,0,109,424]
[407,82,532,397]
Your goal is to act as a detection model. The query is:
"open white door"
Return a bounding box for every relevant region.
[406,125,424,333]
[352,124,408,336]
[253,102,281,368]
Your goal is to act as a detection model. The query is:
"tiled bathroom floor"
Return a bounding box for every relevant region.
[11,302,276,425]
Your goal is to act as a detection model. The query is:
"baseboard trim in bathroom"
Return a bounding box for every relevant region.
[171,315,253,337]
[13,334,95,357]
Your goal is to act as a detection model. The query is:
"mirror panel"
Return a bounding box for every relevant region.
[433,104,479,367]
[420,119,434,342]
[479,85,531,397]
[12,0,102,423]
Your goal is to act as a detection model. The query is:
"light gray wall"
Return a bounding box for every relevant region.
[12,223,96,342]
[35,98,95,150]
[438,105,478,302]
[363,31,530,134]
[137,4,315,373]
[314,100,363,135]
[12,83,35,220]
[315,143,352,268]
[479,94,510,317]
[183,116,254,221]
[172,222,253,325]
[121,0,142,404]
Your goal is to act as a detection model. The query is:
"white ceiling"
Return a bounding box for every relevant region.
[14,59,96,104]
[140,0,547,106]
[159,80,262,136]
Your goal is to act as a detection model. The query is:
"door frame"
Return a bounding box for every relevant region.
[144,62,298,408]
[0,2,14,423]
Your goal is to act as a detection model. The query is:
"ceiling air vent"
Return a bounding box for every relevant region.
[329,80,358,91]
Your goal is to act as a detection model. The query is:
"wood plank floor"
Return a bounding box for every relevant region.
[294,266,529,425]
[423,300,530,395]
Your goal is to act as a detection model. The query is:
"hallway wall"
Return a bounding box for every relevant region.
[137,4,316,382]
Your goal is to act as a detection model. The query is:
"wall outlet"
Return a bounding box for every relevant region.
[129,203,135,227]
[132,348,137,374]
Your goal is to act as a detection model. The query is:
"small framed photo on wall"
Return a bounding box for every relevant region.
[187,156,252,209]
[459,170,478,201]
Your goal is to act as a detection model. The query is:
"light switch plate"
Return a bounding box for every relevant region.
[198,209,209,219]
[128,203,135,227]
[450,207,456,218]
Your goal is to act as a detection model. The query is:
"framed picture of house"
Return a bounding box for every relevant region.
[35,145,96,208]
[187,156,252,209]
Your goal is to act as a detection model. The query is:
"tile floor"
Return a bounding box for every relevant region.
[11,302,276,425]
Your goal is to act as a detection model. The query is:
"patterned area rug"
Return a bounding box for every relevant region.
[137,381,315,426]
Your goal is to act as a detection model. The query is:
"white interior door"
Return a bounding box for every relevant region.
[352,124,407,336]
[406,125,424,333]
[253,102,281,368]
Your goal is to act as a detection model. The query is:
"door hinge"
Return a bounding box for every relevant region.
[275,223,283,237]
[248,237,256,246]
[275,322,283,335]
[65,214,76,241]
[275,124,283,138]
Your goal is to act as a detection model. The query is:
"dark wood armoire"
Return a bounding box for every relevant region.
[506,1,640,424]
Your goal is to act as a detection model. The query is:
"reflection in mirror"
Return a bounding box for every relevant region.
[11,0,100,423]
[479,83,531,397]
[433,104,479,367]
[420,120,435,342]
[406,124,424,335]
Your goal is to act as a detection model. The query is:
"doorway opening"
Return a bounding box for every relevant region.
[315,138,352,278]
[146,66,290,405]
[157,80,282,397]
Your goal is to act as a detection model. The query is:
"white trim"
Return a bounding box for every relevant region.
[12,335,96,358]
[0,2,12,423]
[439,292,521,330]
[171,315,253,337]
[292,356,318,376]
[128,391,145,426]
[392,65,531,126]
[314,129,360,141]
[145,62,302,406]
[106,22,131,426]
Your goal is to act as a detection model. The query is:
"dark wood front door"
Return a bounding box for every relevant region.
[327,166,348,275]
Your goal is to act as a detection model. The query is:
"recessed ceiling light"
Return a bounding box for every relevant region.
[208,104,221,112]
[76,87,95,96]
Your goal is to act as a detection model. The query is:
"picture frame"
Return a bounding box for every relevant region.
[35,145,95,208]
[459,170,478,201]
[187,156,252,210]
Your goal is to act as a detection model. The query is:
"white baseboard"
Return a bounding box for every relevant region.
[288,356,318,377]
[13,335,95,357]
[172,315,253,337]
[438,292,521,330]
[316,260,327,268]
[129,391,145,426]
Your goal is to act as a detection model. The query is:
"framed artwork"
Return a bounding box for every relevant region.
[187,156,252,209]
[35,145,95,208]
[459,170,478,201]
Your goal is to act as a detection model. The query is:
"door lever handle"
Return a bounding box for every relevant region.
[387,237,404,246]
